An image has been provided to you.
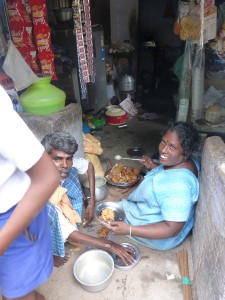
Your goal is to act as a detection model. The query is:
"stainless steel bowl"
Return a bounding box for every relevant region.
[95,201,125,225]
[73,250,114,292]
[83,176,108,202]
[113,242,141,270]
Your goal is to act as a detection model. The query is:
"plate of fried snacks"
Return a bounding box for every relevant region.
[105,163,141,188]
[95,201,125,225]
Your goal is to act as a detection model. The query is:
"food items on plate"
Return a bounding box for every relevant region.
[99,208,115,223]
[98,226,110,238]
[106,163,140,184]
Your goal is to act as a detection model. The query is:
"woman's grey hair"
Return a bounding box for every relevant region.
[41,131,78,155]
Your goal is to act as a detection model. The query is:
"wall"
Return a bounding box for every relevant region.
[19,103,84,159]
[138,0,180,47]
[110,0,138,44]
[191,136,225,300]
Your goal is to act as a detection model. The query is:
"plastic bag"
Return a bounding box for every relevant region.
[3,41,39,91]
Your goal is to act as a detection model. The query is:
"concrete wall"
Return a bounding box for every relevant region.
[110,0,138,44]
[191,136,225,300]
[19,103,84,158]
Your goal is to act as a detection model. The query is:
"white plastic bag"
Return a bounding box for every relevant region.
[3,41,39,91]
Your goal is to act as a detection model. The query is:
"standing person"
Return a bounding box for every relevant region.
[106,121,201,250]
[41,131,135,267]
[0,85,60,300]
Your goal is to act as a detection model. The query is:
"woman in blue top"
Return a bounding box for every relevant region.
[107,121,201,250]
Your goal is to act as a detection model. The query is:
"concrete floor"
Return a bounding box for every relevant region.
[36,115,196,300]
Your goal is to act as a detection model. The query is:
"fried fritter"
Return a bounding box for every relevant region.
[98,226,109,238]
[106,163,140,184]
[99,208,115,223]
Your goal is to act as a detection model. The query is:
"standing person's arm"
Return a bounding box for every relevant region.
[84,161,95,223]
[0,151,60,255]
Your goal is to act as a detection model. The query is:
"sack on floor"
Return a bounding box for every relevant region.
[85,153,104,176]
[83,133,103,155]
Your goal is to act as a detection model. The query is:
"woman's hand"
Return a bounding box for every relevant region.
[141,155,157,170]
[105,221,130,235]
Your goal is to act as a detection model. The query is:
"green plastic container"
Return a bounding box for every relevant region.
[20,77,66,115]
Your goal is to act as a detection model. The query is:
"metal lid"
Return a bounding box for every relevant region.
[113,242,141,270]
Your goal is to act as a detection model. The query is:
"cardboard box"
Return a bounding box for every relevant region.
[204,79,225,91]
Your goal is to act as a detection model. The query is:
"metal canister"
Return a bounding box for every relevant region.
[119,74,135,92]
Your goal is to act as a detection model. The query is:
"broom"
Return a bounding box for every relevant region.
[177,248,193,300]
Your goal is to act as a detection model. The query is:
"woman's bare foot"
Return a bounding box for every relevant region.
[53,254,69,267]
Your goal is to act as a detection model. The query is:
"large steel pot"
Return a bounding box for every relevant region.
[119,74,135,92]
[73,250,114,293]
[83,176,108,202]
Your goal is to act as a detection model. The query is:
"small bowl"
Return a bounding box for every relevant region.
[73,250,114,292]
[95,201,125,225]
[113,242,141,270]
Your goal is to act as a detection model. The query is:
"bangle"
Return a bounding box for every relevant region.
[129,226,132,236]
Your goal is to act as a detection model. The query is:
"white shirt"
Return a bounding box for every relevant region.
[73,157,89,174]
[0,85,44,212]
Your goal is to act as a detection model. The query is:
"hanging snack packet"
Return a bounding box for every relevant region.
[29,0,57,80]
[6,0,40,74]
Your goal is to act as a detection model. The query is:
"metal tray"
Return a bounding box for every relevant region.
[105,168,141,188]
[113,242,141,270]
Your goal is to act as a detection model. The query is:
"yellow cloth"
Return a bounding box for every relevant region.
[49,186,81,226]
[83,133,103,155]
[85,153,104,176]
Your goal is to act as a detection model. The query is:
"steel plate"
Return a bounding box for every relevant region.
[105,168,141,188]
[113,242,141,270]
[95,201,125,225]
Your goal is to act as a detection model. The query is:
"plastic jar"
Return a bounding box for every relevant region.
[20,77,66,115]
[205,105,221,124]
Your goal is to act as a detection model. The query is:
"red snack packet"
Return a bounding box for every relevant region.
[39,53,57,80]
[29,47,41,74]
[6,0,37,68]
[29,0,57,79]
[34,27,52,53]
